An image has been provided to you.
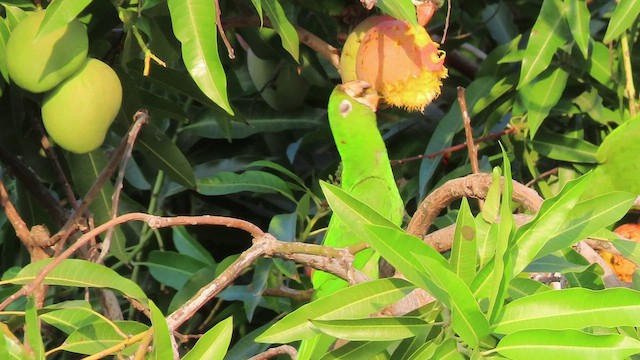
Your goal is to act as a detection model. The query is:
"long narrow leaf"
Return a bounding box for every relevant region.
[8,259,148,305]
[183,317,233,360]
[255,278,414,343]
[262,0,299,61]
[35,0,91,38]
[450,197,477,285]
[167,0,233,114]
[493,288,640,333]
[149,301,173,360]
[310,317,429,341]
[496,329,640,360]
[518,0,570,88]
[603,0,640,43]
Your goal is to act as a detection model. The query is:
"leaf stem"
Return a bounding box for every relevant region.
[620,31,637,116]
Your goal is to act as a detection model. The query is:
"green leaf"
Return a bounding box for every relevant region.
[137,124,196,189]
[40,303,100,335]
[510,174,590,275]
[25,297,44,360]
[168,266,216,313]
[565,0,591,58]
[493,288,640,334]
[536,191,636,256]
[262,0,299,61]
[167,0,233,114]
[481,167,501,223]
[432,338,465,360]
[526,68,569,136]
[310,317,429,341]
[320,341,394,360]
[487,148,514,323]
[9,259,148,305]
[173,227,216,266]
[0,323,27,360]
[197,170,295,202]
[183,317,233,360]
[507,278,551,300]
[603,0,640,43]
[142,250,208,290]
[361,224,489,349]
[149,301,173,360]
[496,329,640,360]
[183,101,324,140]
[67,151,129,262]
[589,117,640,197]
[531,131,598,163]
[449,197,477,285]
[255,278,414,343]
[63,321,148,356]
[251,0,264,25]
[35,0,91,38]
[588,41,618,89]
[376,0,418,25]
[518,0,570,88]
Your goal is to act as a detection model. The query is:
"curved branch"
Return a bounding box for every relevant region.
[407,173,543,238]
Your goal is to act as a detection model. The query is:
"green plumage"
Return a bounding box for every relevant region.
[312,85,404,297]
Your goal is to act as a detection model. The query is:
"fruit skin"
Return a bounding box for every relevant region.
[6,11,88,93]
[247,49,310,111]
[598,223,640,282]
[339,15,393,83]
[42,58,122,154]
[355,19,447,111]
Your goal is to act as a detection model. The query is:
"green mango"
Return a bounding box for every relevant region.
[42,59,122,154]
[6,11,88,93]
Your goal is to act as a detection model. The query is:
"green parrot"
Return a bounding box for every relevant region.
[312,81,404,297]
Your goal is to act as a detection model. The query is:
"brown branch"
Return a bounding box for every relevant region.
[0,177,31,247]
[47,111,148,249]
[390,127,517,166]
[96,110,149,264]
[263,287,313,302]
[525,167,559,187]
[248,345,297,360]
[406,173,543,239]
[458,87,479,174]
[215,0,235,59]
[0,213,265,312]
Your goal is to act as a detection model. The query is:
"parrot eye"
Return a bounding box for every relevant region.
[339,99,352,118]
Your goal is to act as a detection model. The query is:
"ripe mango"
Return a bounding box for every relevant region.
[42,59,122,154]
[247,49,309,111]
[6,11,88,93]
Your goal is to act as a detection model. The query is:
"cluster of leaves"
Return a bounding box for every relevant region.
[0,0,638,359]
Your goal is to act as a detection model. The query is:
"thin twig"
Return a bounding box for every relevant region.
[215,0,235,59]
[248,345,297,360]
[458,87,479,174]
[390,127,517,166]
[96,110,149,264]
[441,0,451,44]
[525,167,559,187]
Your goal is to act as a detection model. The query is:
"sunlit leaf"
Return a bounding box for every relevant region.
[310,317,429,341]
[496,329,640,360]
[183,317,233,360]
[35,0,91,38]
[603,0,640,43]
[167,0,233,114]
[8,259,148,305]
[493,288,640,333]
[518,0,570,88]
[262,0,299,61]
[255,278,414,343]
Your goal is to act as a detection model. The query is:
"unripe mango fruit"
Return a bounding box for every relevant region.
[6,11,88,93]
[247,49,309,111]
[42,59,122,154]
